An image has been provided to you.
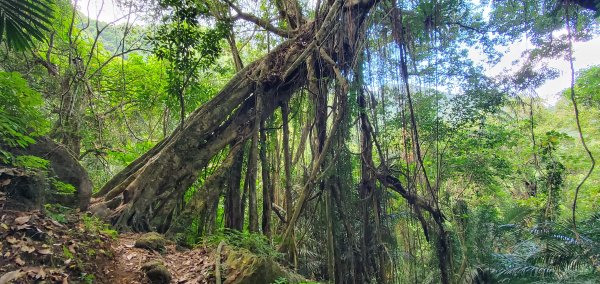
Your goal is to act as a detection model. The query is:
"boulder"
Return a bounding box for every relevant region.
[5,136,93,210]
[141,260,171,284]
[0,167,47,210]
[134,232,166,252]
[223,247,305,284]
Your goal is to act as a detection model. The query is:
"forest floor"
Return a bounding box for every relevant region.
[0,191,222,284]
[0,190,306,284]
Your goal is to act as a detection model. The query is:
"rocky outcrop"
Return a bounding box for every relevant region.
[134,232,167,252]
[141,260,171,284]
[4,136,92,210]
[223,247,305,284]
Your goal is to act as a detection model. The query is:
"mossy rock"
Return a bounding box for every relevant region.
[0,167,47,211]
[4,136,93,210]
[134,232,166,251]
[223,247,305,284]
[141,260,171,284]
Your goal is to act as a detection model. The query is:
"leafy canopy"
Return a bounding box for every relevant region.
[0,0,54,50]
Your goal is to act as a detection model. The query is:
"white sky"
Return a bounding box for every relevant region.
[484,36,600,105]
[78,0,600,105]
[77,0,125,23]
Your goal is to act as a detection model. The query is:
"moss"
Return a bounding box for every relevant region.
[223,247,305,284]
[141,260,171,284]
[134,232,166,252]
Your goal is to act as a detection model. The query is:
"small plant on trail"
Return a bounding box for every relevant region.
[272,277,288,284]
[45,203,72,223]
[81,215,118,239]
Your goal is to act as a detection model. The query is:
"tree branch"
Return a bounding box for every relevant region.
[223,0,294,38]
[376,170,444,222]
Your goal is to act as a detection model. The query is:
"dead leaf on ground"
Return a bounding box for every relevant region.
[68,244,77,254]
[26,267,47,280]
[20,245,35,253]
[6,236,17,244]
[38,248,53,255]
[15,215,31,225]
[15,256,25,266]
[16,224,31,230]
[0,269,25,284]
[49,220,63,227]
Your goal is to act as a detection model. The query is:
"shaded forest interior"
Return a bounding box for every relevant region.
[1,0,599,283]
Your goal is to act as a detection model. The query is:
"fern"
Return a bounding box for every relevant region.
[493,216,600,282]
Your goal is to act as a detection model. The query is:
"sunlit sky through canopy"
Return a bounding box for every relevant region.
[77,0,600,106]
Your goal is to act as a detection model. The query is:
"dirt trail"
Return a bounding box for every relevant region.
[106,234,217,284]
[0,191,218,284]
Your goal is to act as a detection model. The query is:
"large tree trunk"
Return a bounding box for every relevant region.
[89,52,303,231]
[90,64,300,230]
[90,0,379,231]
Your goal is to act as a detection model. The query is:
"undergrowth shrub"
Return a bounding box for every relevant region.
[203,228,282,259]
[0,71,49,164]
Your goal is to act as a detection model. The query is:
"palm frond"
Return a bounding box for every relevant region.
[0,0,54,51]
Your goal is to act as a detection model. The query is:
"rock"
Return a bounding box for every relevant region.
[134,232,166,251]
[223,247,305,284]
[0,167,48,211]
[4,136,93,210]
[141,260,171,284]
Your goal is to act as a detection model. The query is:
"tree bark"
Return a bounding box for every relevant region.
[358,75,378,281]
[260,119,272,237]
[281,102,293,219]
[225,144,244,230]
[247,90,262,233]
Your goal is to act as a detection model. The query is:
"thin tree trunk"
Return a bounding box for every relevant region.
[325,183,336,283]
[282,102,293,218]
[260,119,272,237]
[247,94,261,233]
[332,182,357,284]
[225,144,244,230]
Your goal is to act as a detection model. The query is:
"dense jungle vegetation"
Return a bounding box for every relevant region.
[0,0,599,283]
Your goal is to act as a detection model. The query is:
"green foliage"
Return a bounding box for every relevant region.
[106,141,156,167]
[62,244,74,259]
[149,0,230,122]
[80,273,95,284]
[12,155,49,170]
[489,0,597,45]
[0,71,49,149]
[0,1,598,283]
[50,178,77,195]
[45,203,71,223]
[571,65,600,108]
[271,278,320,284]
[272,277,288,284]
[203,228,282,260]
[0,0,54,50]
[81,215,118,239]
[493,215,600,282]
